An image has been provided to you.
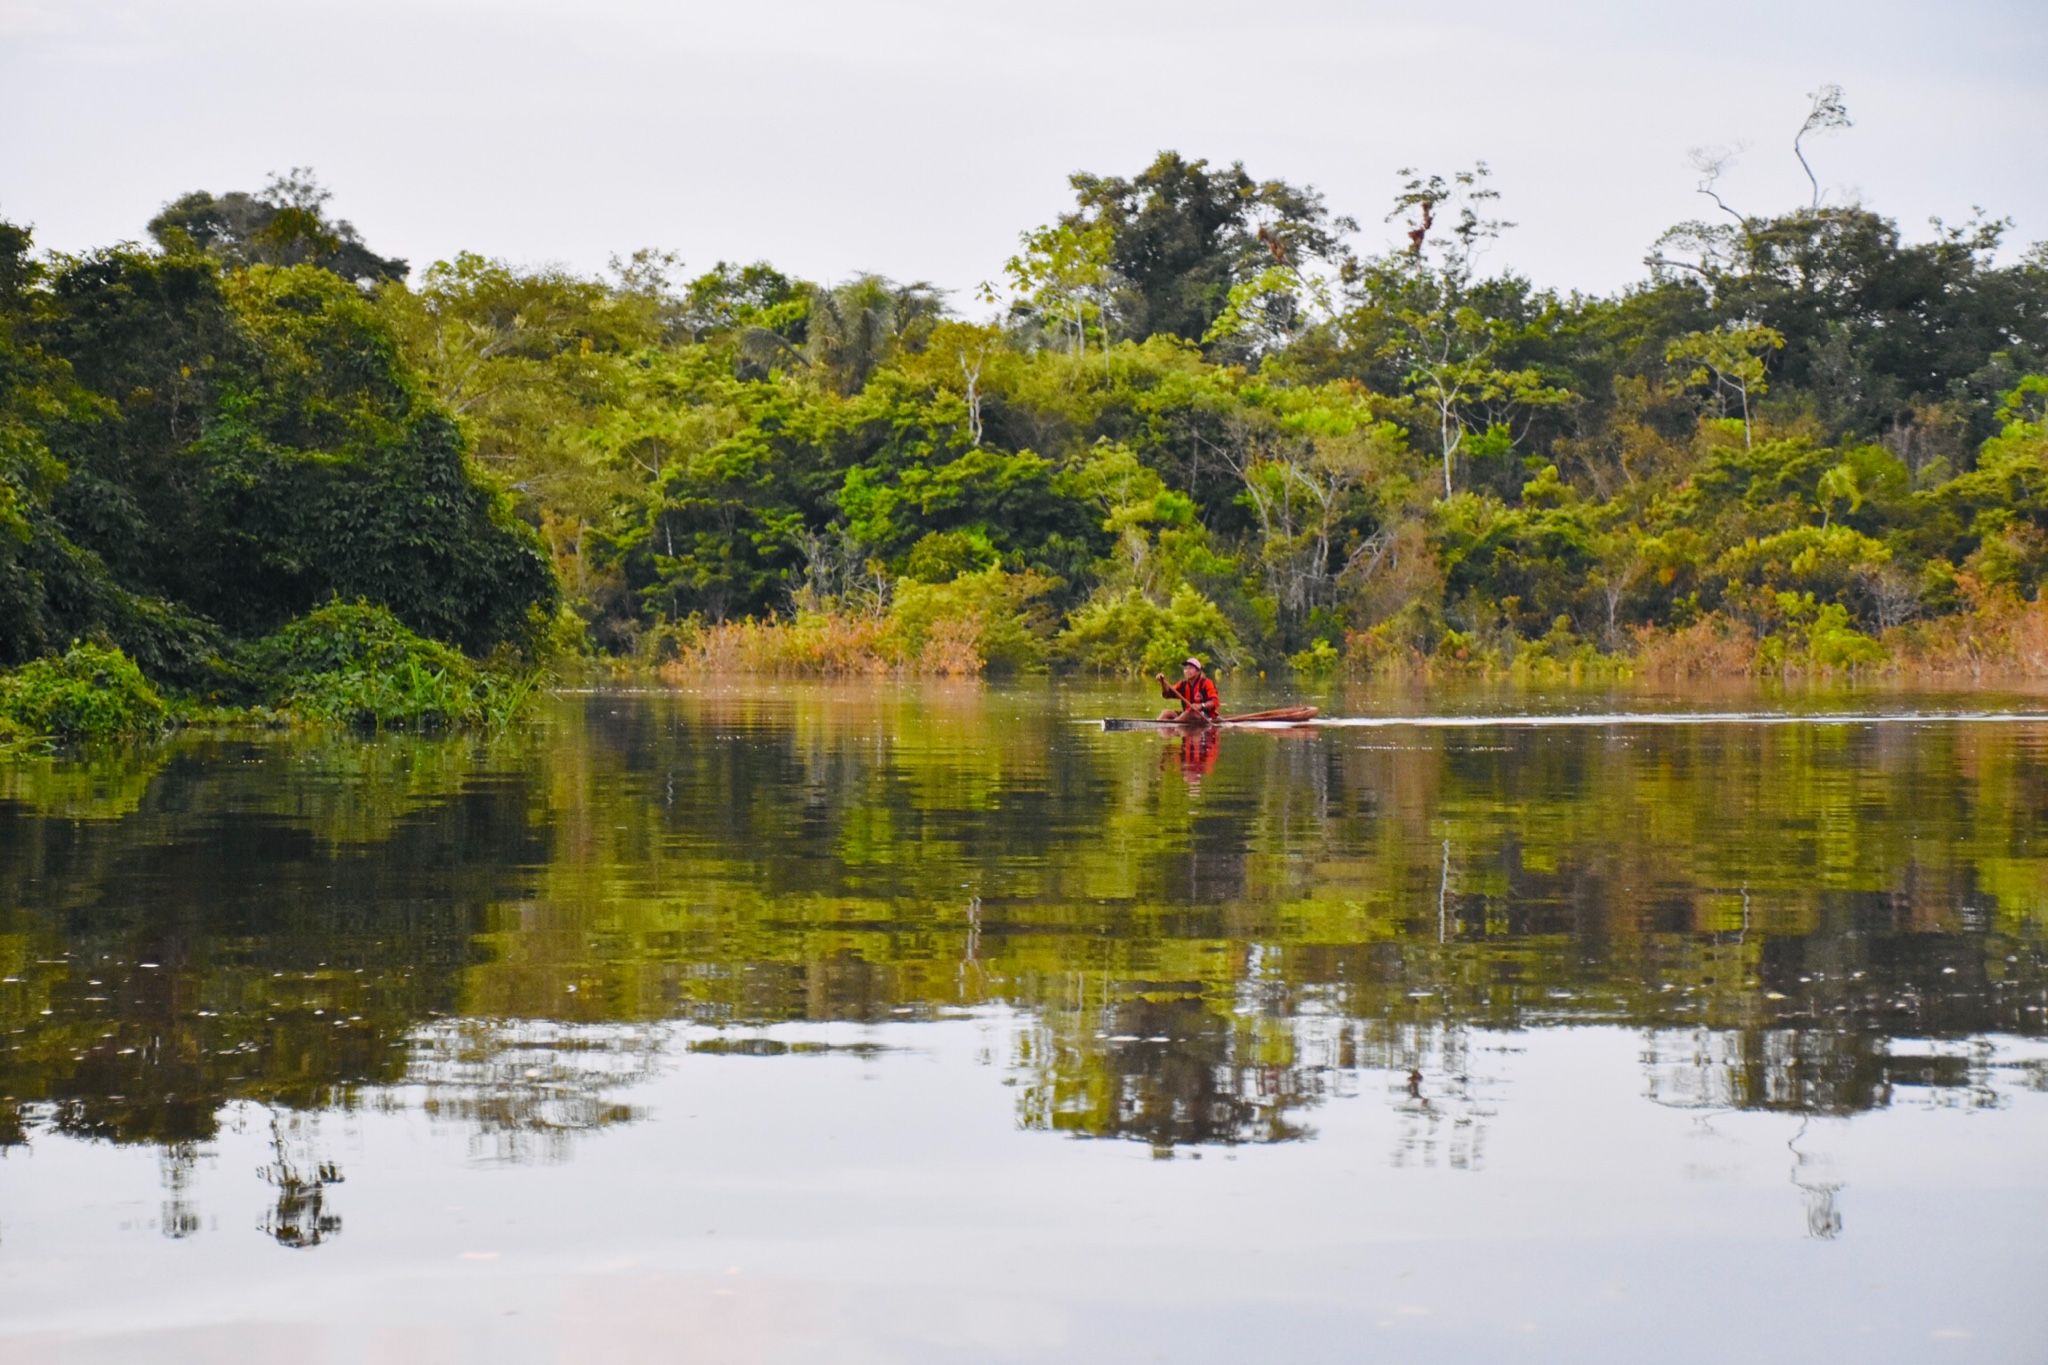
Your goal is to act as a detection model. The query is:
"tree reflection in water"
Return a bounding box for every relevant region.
[0,687,2043,1243]
[158,1142,205,1239]
[1786,1117,1844,1240]
[257,1110,343,1249]
[407,1019,660,1165]
[1020,993,1313,1152]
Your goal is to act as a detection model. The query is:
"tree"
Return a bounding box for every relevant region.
[801,275,944,394]
[1059,152,1352,346]
[0,221,217,674]
[1794,84,1853,211]
[629,432,807,623]
[149,169,407,286]
[1209,406,1401,650]
[379,251,659,502]
[192,266,558,649]
[1721,209,2035,441]
[1642,85,2043,447]
[1004,220,1113,359]
[1332,168,1574,498]
[1665,324,1785,447]
[31,246,553,656]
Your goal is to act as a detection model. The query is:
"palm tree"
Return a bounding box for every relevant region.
[804,275,945,393]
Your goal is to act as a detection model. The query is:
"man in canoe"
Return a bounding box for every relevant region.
[1156,657,1221,723]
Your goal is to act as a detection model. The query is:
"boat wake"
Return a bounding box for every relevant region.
[1312,711,2048,728]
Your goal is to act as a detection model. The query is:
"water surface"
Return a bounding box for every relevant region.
[2,684,2045,1362]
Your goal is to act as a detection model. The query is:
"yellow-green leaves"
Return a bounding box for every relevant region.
[1005,219,1115,359]
[1057,584,1245,675]
[1664,325,1785,448]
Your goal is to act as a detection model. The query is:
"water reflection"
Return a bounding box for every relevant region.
[407,1019,658,1164]
[1163,727,1221,787]
[257,1110,343,1248]
[1,685,2044,1243]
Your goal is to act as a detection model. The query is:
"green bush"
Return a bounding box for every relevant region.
[1805,602,1887,669]
[890,568,1058,673]
[0,643,168,741]
[1057,585,1245,675]
[901,530,1000,583]
[1288,637,1341,679]
[235,601,536,729]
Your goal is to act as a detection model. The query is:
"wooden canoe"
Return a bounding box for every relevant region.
[1102,706,1320,731]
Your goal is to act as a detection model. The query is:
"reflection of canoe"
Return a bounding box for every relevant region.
[1102,706,1320,732]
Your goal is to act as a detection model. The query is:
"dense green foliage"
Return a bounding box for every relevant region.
[353,149,2048,674]
[0,183,553,694]
[0,642,166,741]
[9,130,2048,688]
[148,168,409,287]
[234,601,535,729]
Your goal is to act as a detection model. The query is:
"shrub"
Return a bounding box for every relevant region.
[235,601,534,728]
[1805,602,1887,668]
[1344,601,1448,678]
[674,612,899,676]
[1628,616,1757,679]
[0,643,168,741]
[891,568,1059,674]
[655,568,1059,678]
[1288,638,1340,679]
[1057,584,1245,676]
[1887,579,2048,678]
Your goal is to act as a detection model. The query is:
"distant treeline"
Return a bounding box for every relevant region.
[7,117,2048,692]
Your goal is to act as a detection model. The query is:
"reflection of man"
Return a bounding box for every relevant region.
[1173,726,1220,785]
[1155,657,1220,722]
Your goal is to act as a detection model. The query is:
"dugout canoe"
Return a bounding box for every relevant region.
[1101,706,1320,731]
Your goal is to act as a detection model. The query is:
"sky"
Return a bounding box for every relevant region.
[4,0,2046,307]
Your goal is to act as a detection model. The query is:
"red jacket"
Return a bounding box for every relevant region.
[1163,674,1219,717]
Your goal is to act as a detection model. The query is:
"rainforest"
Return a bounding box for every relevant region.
[6,145,2048,736]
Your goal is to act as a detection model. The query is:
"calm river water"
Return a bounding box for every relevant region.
[2,683,2045,1363]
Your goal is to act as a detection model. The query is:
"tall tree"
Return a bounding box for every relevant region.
[1057,152,1351,346]
[1342,167,1571,497]
[149,169,407,287]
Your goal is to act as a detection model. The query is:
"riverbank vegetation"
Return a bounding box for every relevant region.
[6,94,2048,718]
[0,643,166,744]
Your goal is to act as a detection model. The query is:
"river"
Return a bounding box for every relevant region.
[2,682,2044,1362]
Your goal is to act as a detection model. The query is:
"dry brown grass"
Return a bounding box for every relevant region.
[1547,590,2048,684]
[913,614,985,677]
[1630,618,1759,680]
[650,569,1058,680]
[656,579,2048,686]
[653,608,1001,680]
[657,613,901,680]
[1354,591,2048,686]
[1884,582,2048,681]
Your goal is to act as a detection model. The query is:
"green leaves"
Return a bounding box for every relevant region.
[0,644,167,742]
[1035,152,1354,350]
[1005,220,1115,357]
[891,567,1060,674]
[10,151,2048,689]
[198,265,557,651]
[1056,584,1245,676]
[1341,212,1574,498]
[1664,324,1785,447]
[232,601,536,729]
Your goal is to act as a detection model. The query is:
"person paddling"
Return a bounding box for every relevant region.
[1156,657,1220,723]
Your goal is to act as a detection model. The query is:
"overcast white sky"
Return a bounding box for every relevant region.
[4,0,2045,306]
